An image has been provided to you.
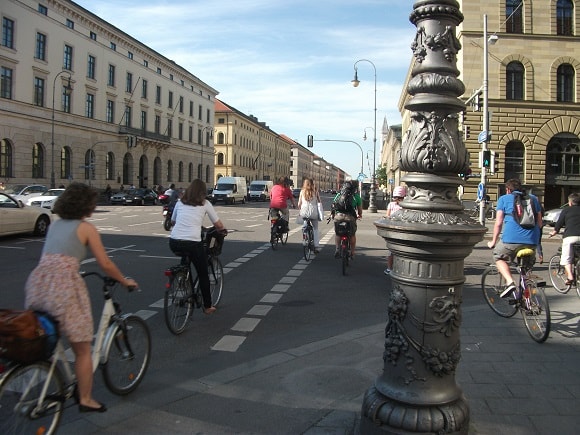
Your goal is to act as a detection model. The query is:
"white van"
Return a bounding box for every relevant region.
[212,177,247,205]
[248,180,273,202]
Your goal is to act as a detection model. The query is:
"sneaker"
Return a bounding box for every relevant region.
[334,250,340,259]
[500,282,517,298]
[384,268,391,275]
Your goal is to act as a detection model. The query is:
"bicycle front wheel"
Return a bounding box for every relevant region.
[0,361,64,435]
[102,315,151,395]
[548,254,570,293]
[521,282,551,343]
[481,266,518,318]
[164,269,193,335]
[209,256,224,306]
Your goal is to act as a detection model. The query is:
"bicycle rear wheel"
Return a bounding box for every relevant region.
[270,227,279,250]
[0,361,64,435]
[341,241,349,276]
[208,256,224,306]
[102,315,151,395]
[521,282,551,343]
[303,226,313,261]
[164,269,193,335]
[481,266,518,318]
[548,254,570,293]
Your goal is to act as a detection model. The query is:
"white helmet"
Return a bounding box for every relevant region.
[393,186,407,198]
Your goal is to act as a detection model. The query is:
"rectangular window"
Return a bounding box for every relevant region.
[110,42,116,51]
[124,106,131,127]
[35,32,46,60]
[155,115,161,134]
[168,91,173,108]
[128,51,133,60]
[85,93,94,118]
[188,125,193,142]
[126,72,133,92]
[179,96,183,113]
[34,77,45,106]
[38,4,48,15]
[557,1,574,36]
[169,74,173,81]
[62,87,71,113]
[167,119,172,137]
[189,101,193,117]
[1,66,13,99]
[108,64,115,86]
[141,110,147,130]
[155,85,161,104]
[143,59,148,67]
[141,79,147,98]
[66,19,74,29]
[106,100,115,123]
[198,105,202,120]
[178,122,183,140]
[2,17,14,49]
[90,31,97,41]
[206,108,210,123]
[63,44,73,70]
[87,55,96,79]
[157,67,161,74]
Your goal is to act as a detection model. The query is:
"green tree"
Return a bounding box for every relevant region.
[375,165,388,187]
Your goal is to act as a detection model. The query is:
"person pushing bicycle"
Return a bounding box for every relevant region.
[487,178,542,299]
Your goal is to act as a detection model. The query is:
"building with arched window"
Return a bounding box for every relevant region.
[0,0,217,191]
[454,0,580,208]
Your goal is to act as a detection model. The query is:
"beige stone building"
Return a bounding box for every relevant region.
[213,99,291,185]
[1,0,217,191]
[396,0,580,209]
[289,139,342,191]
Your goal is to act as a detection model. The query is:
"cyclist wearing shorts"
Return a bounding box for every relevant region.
[549,192,580,284]
[269,176,296,224]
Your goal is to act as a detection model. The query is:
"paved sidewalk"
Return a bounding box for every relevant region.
[63,213,580,434]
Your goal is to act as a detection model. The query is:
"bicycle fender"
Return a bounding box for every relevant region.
[100,314,133,365]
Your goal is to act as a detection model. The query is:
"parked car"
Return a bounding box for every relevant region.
[1,184,47,202]
[123,188,158,206]
[110,191,130,205]
[25,188,66,210]
[0,192,52,237]
[543,203,568,227]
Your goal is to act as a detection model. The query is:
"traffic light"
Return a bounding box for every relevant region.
[464,126,470,140]
[307,135,314,148]
[482,150,491,168]
[458,168,472,181]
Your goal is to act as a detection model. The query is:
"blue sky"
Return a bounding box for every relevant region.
[75,0,416,179]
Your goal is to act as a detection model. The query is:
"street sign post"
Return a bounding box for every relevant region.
[477,182,485,201]
[478,130,488,144]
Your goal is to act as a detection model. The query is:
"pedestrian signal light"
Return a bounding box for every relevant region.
[482,150,491,168]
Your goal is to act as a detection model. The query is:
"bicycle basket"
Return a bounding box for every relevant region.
[205,229,225,256]
[334,221,351,236]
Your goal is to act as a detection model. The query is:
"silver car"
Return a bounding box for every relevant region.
[25,188,65,210]
[543,203,568,227]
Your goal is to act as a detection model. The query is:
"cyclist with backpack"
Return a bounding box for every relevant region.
[331,180,363,259]
[487,178,542,298]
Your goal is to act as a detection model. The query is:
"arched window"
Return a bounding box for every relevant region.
[506,0,523,33]
[167,160,173,182]
[205,164,210,184]
[217,132,225,144]
[106,152,115,180]
[188,162,193,182]
[504,141,525,181]
[123,153,133,185]
[217,152,224,165]
[60,146,72,180]
[32,143,44,179]
[178,161,183,182]
[153,157,162,186]
[1,139,13,178]
[557,0,574,36]
[546,133,580,176]
[557,63,575,102]
[197,163,202,179]
[506,61,525,100]
[85,149,95,181]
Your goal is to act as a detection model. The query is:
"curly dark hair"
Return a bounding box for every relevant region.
[52,183,98,219]
[181,179,206,206]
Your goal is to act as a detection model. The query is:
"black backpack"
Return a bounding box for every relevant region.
[512,192,537,229]
[333,184,355,216]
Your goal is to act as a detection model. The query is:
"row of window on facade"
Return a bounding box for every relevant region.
[0,140,212,185]
[506,61,575,102]
[505,0,575,36]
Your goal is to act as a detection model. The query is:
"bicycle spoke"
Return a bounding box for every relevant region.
[548,254,570,293]
[164,269,193,335]
[521,284,551,343]
[481,266,518,318]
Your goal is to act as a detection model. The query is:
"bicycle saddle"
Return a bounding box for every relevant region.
[516,248,535,258]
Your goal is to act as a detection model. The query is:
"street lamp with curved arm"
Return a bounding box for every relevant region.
[352,59,378,213]
[313,139,364,192]
[51,71,72,188]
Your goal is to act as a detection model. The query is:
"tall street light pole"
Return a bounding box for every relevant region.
[51,71,72,188]
[352,59,378,213]
[200,126,214,182]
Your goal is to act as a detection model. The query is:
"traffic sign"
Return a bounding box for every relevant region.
[478,131,488,143]
[357,173,365,182]
[477,183,485,201]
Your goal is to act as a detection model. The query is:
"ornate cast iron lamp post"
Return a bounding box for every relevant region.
[360,1,486,433]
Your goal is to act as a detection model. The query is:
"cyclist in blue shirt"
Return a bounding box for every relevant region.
[487,179,542,298]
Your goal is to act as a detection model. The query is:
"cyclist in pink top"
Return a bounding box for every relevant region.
[269,176,296,223]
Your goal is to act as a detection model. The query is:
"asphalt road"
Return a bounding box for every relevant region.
[0,197,567,433]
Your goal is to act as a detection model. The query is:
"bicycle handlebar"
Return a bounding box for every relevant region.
[80,271,139,292]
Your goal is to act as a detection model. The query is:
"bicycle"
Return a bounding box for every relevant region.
[481,247,551,343]
[334,219,353,276]
[0,271,151,434]
[163,226,226,335]
[302,218,316,261]
[548,242,580,297]
[468,200,496,219]
[269,208,288,250]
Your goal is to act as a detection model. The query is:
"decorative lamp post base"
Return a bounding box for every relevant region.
[368,187,378,213]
